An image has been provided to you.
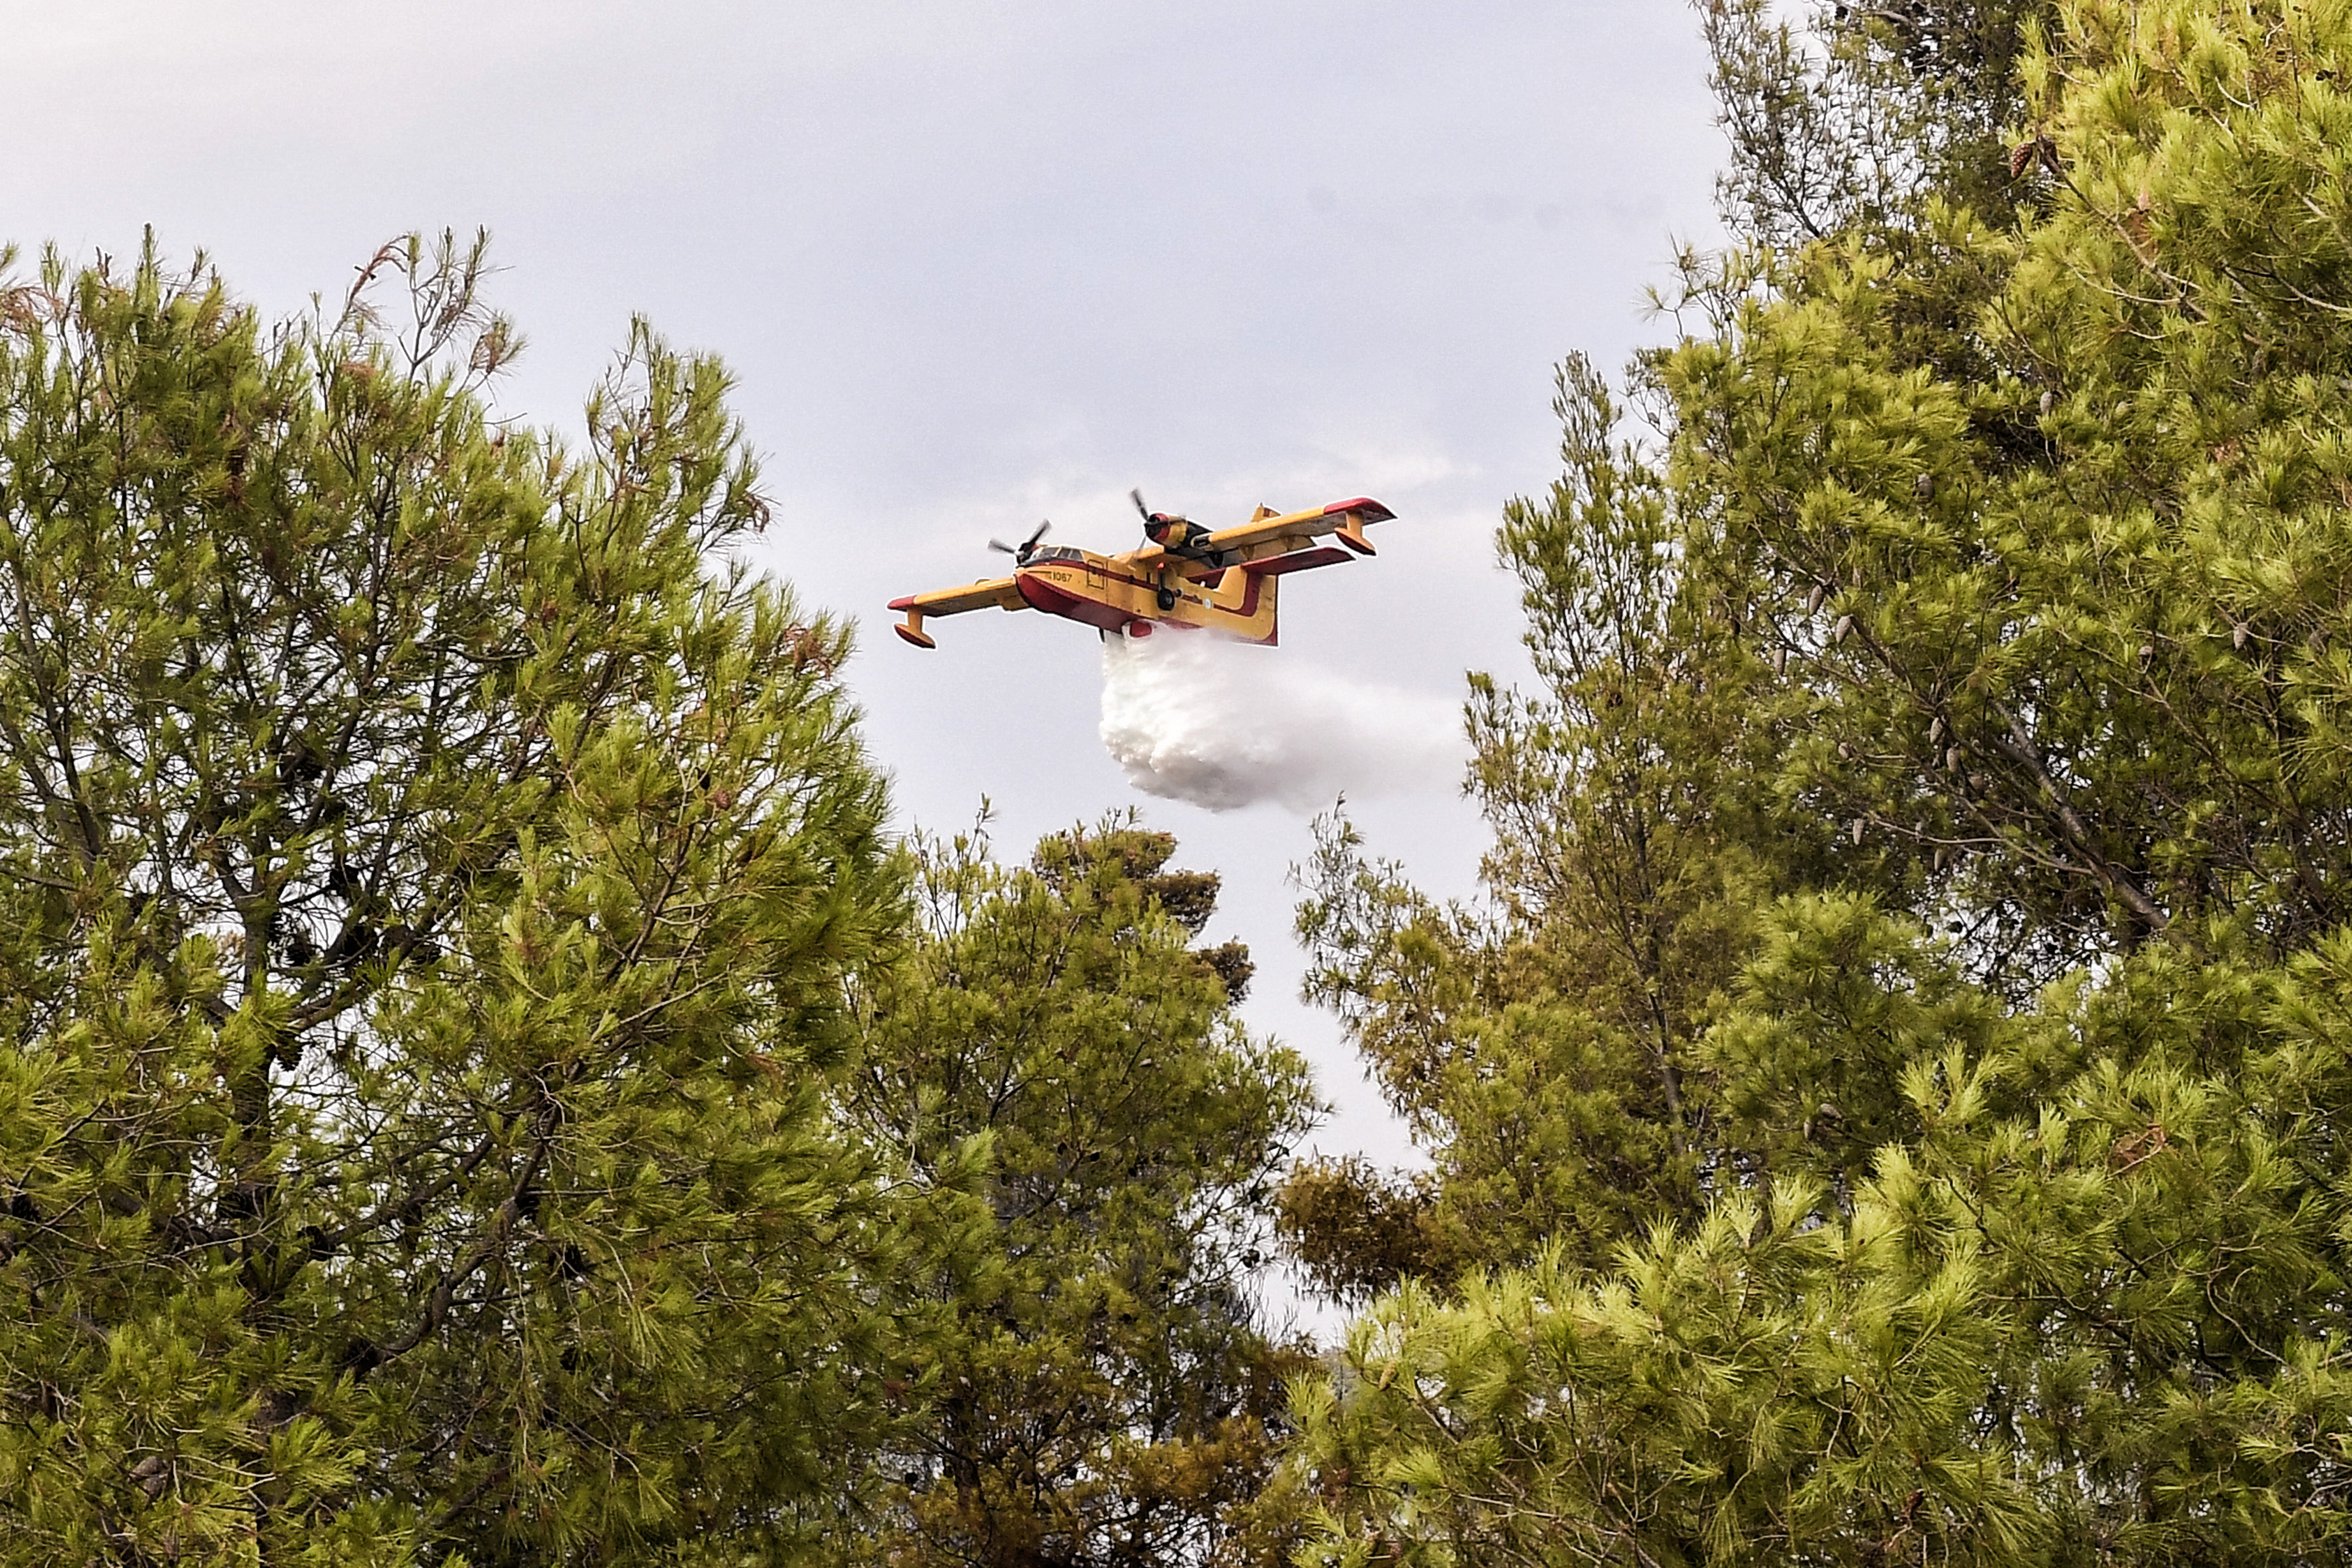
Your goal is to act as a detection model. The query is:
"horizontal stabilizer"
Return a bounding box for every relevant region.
[1241,545,1353,576]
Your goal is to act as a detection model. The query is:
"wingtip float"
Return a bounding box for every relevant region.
[888,495,1396,651]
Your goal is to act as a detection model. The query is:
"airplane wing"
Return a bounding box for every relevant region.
[1126,497,1396,576]
[1207,496,1395,557]
[886,577,1027,648]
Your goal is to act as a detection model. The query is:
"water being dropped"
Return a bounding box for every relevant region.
[1098,627,1463,813]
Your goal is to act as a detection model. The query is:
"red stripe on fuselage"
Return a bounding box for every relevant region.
[1017,570,1132,631]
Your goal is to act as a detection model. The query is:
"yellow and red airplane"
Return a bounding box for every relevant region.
[888,490,1395,649]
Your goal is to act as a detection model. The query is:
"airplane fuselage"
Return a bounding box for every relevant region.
[1014,550,1290,642]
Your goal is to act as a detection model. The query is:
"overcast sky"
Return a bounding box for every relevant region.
[4,0,1725,1310]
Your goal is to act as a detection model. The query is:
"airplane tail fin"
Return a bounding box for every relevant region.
[1245,564,1279,646]
[1203,557,1282,645]
[1194,506,1363,645]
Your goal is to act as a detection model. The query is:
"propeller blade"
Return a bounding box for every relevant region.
[988,520,1051,563]
[1130,488,1151,523]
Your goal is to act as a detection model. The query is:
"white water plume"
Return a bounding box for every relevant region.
[1099,628,1465,812]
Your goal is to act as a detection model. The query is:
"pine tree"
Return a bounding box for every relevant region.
[1291,2,2352,1562]
[0,235,911,1564]
[1281,355,1808,1294]
[843,823,1319,1568]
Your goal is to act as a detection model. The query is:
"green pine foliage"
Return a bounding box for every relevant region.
[0,235,912,1564]
[1299,924,2352,1563]
[1292,2,2352,1562]
[841,823,1320,1568]
[1280,356,1803,1294]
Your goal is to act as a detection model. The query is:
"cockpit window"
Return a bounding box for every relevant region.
[1030,545,1085,562]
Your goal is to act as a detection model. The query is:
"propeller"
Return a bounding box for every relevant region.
[1132,488,1212,562]
[988,519,1051,565]
[1132,488,1193,536]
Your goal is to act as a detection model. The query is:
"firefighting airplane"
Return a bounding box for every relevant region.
[888,490,1395,649]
